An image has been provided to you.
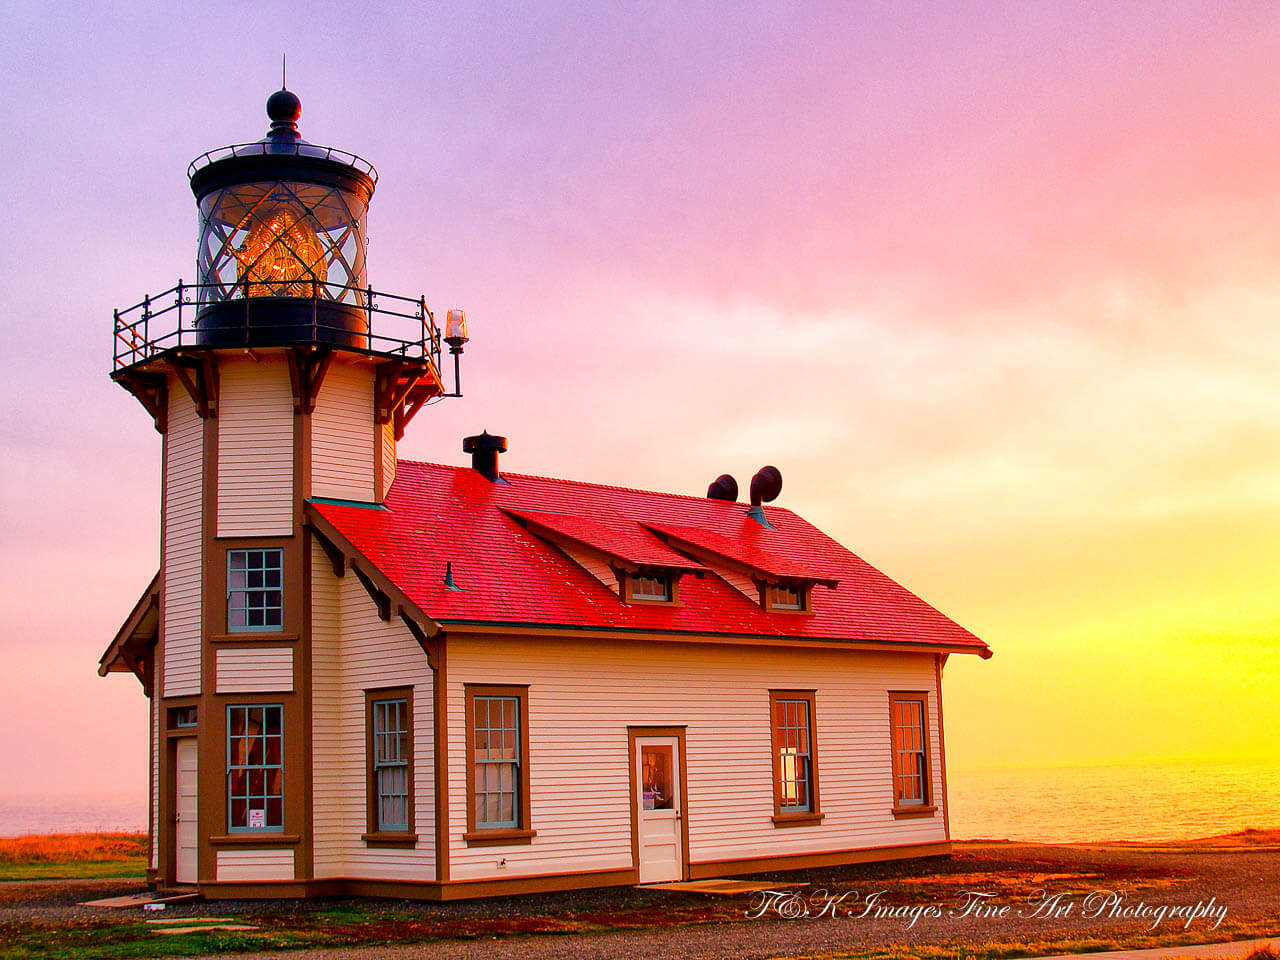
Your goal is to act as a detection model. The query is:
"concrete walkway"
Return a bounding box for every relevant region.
[1039,938,1276,960]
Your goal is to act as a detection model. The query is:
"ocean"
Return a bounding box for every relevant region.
[1,760,1275,841]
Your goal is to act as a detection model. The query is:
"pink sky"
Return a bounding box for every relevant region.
[2,1,1279,799]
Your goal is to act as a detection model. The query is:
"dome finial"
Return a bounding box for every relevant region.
[266,85,302,141]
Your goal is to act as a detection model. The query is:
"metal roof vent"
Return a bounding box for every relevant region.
[746,465,782,528]
[706,474,738,501]
[463,431,509,483]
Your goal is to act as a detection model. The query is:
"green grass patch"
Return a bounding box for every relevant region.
[0,861,147,882]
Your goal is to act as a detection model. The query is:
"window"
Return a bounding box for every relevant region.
[227,549,283,632]
[769,690,822,825]
[169,706,198,728]
[632,571,671,601]
[227,705,283,832]
[622,569,679,604]
[463,685,534,845]
[889,692,934,816]
[763,582,810,613]
[365,689,414,840]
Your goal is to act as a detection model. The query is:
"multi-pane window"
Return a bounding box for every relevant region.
[472,695,520,828]
[631,571,672,602]
[890,694,930,807]
[464,685,534,844]
[227,705,283,832]
[227,549,283,632]
[772,696,814,812]
[371,697,410,833]
[766,584,806,611]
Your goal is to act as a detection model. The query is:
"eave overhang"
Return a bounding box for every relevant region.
[98,571,161,689]
[436,618,993,658]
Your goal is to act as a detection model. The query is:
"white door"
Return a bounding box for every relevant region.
[635,736,684,883]
[175,738,198,884]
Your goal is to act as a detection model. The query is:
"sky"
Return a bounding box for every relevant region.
[1,0,1278,803]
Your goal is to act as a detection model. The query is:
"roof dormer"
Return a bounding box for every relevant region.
[502,509,704,605]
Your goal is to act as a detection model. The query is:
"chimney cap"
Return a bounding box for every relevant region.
[463,430,507,455]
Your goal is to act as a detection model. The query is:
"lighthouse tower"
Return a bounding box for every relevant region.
[105,89,461,888]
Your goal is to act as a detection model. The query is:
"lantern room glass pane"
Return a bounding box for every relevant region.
[197,180,368,304]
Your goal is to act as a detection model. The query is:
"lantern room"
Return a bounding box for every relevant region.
[187,88,377,347]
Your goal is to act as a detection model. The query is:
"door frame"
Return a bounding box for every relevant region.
[627,725,690,882]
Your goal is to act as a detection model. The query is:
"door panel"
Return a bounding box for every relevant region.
[175,738,198,884]
[635,736,683,883]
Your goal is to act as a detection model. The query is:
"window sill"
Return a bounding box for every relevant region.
[209,833,301,846]
[362,832,418,848]
[210,632,298,643]
[772,811,825,828]
[462,828,537,847]
[891,805,938,820]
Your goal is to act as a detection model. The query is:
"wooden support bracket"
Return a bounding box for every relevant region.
[352,563,391,621]
[286,347,333,415]
[311,527,346,577]
[399,610,440,671]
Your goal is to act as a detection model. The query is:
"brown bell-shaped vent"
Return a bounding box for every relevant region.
[747,465,782,528]
[706,474,738,501]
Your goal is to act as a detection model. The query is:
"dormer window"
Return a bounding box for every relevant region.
[623,569,679,605]
[764,582,810,613]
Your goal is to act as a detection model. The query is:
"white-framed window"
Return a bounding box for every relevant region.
[371,696,410,833]
[227,548,283,632]
[472,694,521,829]
[227,704,284,832]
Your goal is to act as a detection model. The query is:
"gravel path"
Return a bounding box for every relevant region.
[5,842,1279,960]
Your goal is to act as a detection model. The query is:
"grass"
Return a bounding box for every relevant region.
[0,834,147,882]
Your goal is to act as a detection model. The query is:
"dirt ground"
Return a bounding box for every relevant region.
[2,835,1279,959]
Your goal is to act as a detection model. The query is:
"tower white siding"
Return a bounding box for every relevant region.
[214,647,294,693]
[311,362,375,502]
[216,357,294,537]
[162,385,203,697]
[311,541,436,880]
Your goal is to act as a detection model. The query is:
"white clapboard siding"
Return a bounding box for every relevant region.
[311,362,375,502]
[217,357,293,537]
[162,384,202,697]
[216,848,294,881]
[215,647,294,693]
[311,541,435,881]
[447,636,946,881]
[379,421,396,499]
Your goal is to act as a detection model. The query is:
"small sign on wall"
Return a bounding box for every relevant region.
[248,809,265,829]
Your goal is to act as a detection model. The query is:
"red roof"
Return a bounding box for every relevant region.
[504,509,705,572]
[643,520,836,585]
[309,461,990,657]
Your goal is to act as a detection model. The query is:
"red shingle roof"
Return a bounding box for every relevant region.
[504,509,705,571]
[308,461,990,657]
[643,520,836,585]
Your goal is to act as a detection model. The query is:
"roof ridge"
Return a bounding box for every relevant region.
[394,458,800,517]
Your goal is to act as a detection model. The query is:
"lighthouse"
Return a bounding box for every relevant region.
[100,86,989,903]
[103,89,462,888]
